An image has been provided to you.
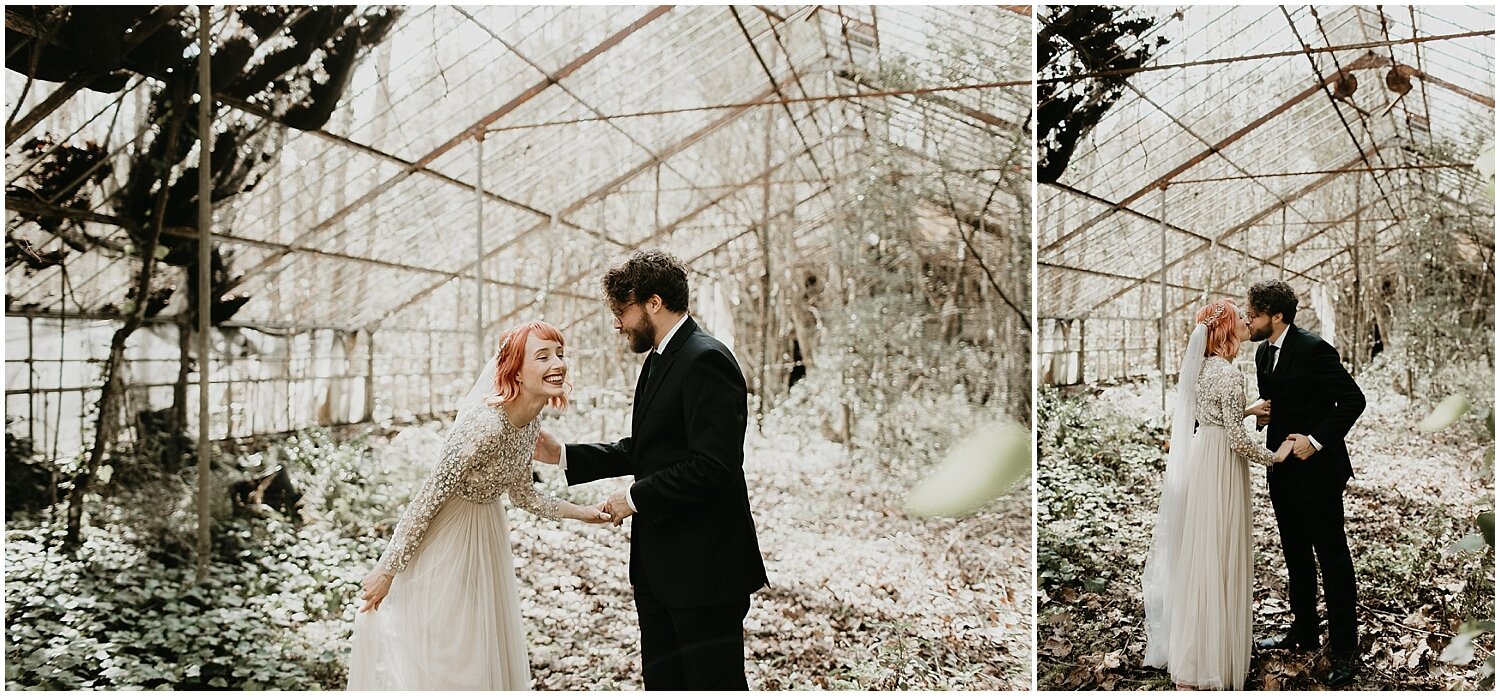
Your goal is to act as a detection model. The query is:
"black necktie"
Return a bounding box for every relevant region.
[645,353,656,382]
[1267,344,1279,372]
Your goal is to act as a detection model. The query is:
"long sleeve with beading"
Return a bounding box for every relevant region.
[376,405,562,574]
[1198,357,1276,466]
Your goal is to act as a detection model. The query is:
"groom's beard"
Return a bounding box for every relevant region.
[626,318,655,354]
[1250,324,1273,342]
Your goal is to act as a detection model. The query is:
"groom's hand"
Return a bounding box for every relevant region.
[603,488,635,526]
[1286,433,1316,460]
[533,429,562,465]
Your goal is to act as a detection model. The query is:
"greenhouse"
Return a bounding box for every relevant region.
[5,6,1031,690]
[1038,4,1494,390]
[1036,5,1494,691]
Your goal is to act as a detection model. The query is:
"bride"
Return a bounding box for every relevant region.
[347,320,613,690]
[1142,299,1294,690]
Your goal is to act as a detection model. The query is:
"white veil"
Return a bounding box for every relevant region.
[1142,321,1208,667]
[458,350,501,411]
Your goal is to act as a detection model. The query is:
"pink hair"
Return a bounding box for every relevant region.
[488,321,571,410]
[1195,299,1244,360]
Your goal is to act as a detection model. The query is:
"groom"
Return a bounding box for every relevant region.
[534,250,767,690]
[1246,280,1366,687]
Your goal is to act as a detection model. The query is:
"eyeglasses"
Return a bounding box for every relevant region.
[610,302,637,320]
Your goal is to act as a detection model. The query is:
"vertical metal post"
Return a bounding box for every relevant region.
[364,330,376,422]
[1158,184,1168,413]
[1077,318,1087,385]
[1352,174,1362,373]
[1280,206,1287,279]
[475,135,486,362]
[27,317,35,444]
[195,5,213,583]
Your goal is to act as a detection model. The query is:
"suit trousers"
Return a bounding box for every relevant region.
[1267,470,1358,656]
[633,584,751,690]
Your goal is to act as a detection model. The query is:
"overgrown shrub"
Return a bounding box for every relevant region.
[4,426,426,690]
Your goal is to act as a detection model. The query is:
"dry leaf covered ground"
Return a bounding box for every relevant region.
[1038,370,1495,690]
[501,404,1032,690]
[3,388,1030,690]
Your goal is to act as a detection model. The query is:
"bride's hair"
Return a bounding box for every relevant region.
[1195,298,1243,360]
[489,321,572,410]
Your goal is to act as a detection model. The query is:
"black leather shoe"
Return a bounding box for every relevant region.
[1322,654,1360,688]
[1255,632,1320,652]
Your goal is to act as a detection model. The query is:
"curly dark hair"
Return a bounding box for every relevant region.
[602,250,689,313]
[1247,279,1298,324]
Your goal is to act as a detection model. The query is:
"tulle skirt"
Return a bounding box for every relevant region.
[348,499,530,690]
[1165,425,1253,690]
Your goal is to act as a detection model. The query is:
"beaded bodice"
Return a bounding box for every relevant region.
[377,404,562,574]
[1195,357,1276,466]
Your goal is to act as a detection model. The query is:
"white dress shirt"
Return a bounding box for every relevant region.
[1269,327,1322,452]
[558,314,692,512]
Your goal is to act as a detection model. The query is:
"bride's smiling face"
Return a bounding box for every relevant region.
[516,334,567,399]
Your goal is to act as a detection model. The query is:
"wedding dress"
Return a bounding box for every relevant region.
[347,403,562,690]
[1146,353,1275,690]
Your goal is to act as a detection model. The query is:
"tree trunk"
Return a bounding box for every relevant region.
[63,111,181,552]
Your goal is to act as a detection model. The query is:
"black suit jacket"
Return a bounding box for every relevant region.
[1255,324,1366,481]
[565,316,768,608]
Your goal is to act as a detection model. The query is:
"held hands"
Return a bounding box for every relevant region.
[1247,399,1272,426]
[533,428,562,465]
[601,488,635,527]
[1272,439,1295,464]
[359,568,394,613]
[1284,433,1316,460]
[576,502,614,525]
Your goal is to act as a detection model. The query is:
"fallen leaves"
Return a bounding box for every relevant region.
[507,401,1031,690]
[1038,380,1494,690]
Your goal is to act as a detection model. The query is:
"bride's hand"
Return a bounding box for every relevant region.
[1245,399,1271,419]
[577,502,613,525]
[360,569,393,613]
[1272,439,1294,463]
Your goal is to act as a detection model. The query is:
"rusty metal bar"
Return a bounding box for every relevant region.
[301,6,673,238]
[4,194,594,300]
[1163,202,1391,316]
[1042,52,1387,254]
[1040,261,1209,294]
[371,84,793,328]
[1170,162,1470,184]
[195,4,212,582]
[1038,28,1493,84]
[480,78,1030,135]
[485,126,848,333]
[1061,152,1370,314]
